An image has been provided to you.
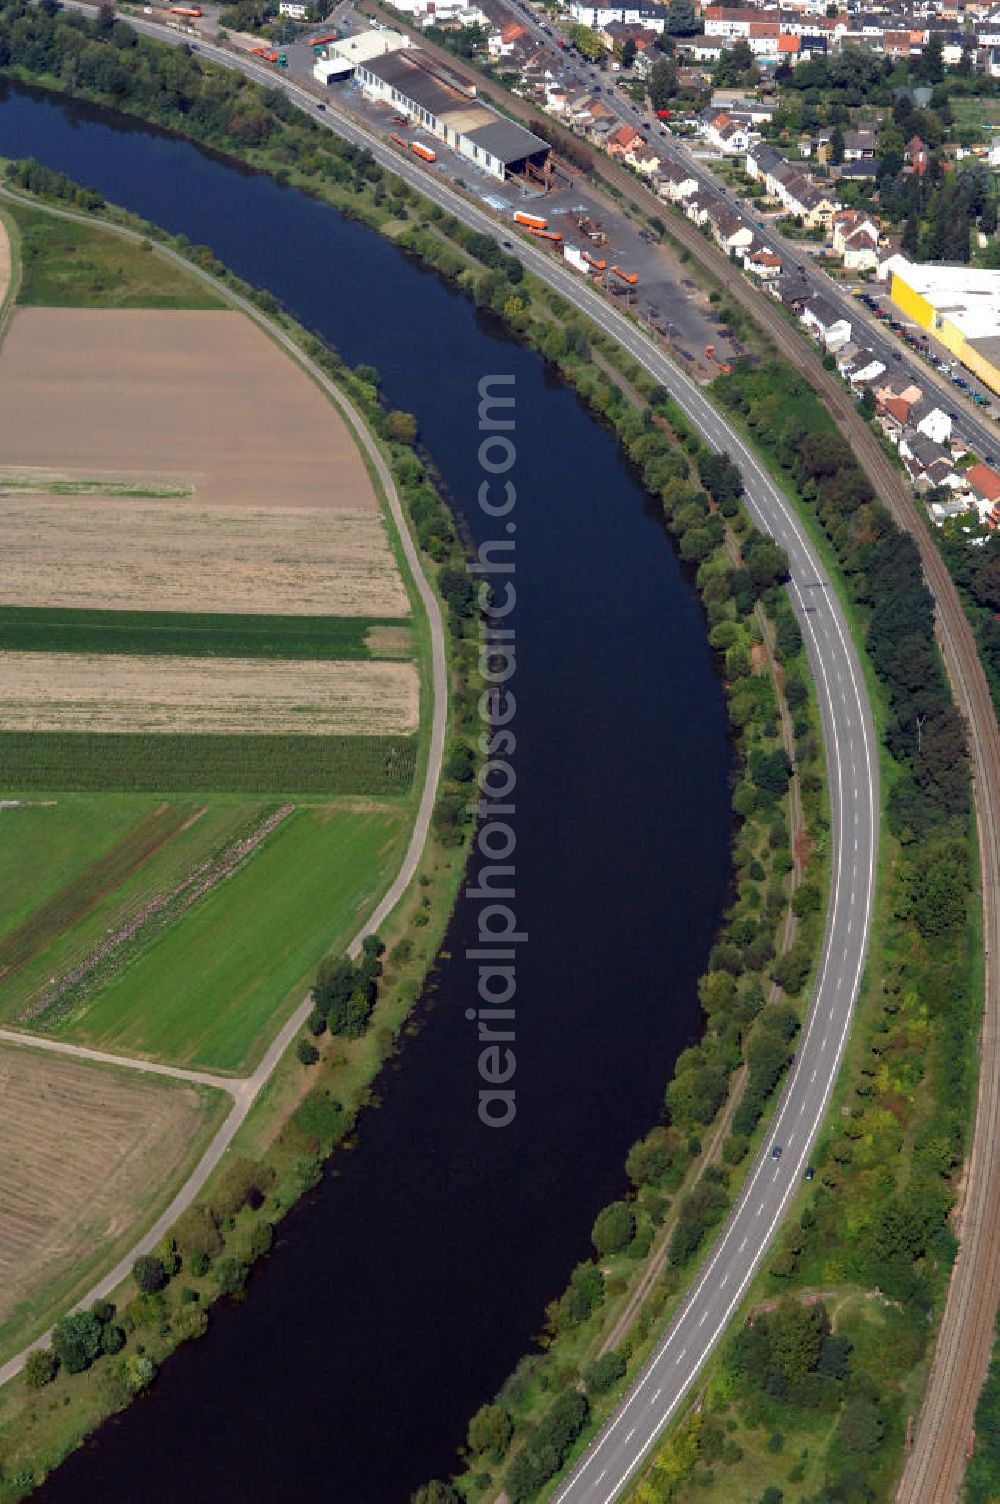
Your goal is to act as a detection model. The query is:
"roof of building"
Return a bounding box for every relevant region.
[466,117,550,161]
[967,462,1000,500]
[803,293,844,327]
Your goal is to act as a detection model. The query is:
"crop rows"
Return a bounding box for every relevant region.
[0,606,407,660]
[0,732,417,795]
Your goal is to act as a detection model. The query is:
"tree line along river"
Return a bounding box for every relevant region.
[0,79,733,1503]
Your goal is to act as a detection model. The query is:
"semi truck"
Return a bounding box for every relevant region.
[514,211,547,230]
[410,142,437,163]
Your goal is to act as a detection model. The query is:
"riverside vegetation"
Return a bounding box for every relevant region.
[0,19,981,1504]
[616,364,978,1504]
[0,182,485,1500]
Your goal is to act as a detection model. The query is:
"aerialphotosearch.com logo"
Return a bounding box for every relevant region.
[466,374,522,1130]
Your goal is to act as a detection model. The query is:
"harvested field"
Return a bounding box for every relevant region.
[1,495,408,618]
[0,1046,222,1343]
[0,652,419,736]
[0,308,376,512]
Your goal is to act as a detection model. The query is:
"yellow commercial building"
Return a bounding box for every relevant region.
[881,253,1000,397]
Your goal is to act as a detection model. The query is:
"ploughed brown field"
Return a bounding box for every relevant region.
[0,1047,218,1334]
[0,652,419,736]
[0,308,375,511]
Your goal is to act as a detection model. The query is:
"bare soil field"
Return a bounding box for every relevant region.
[0,652,419,736]
[2,495,409,617]
[0,308,375,511]
[0,1046,217,1335]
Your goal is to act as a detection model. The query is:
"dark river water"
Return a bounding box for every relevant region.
[0,80,732,1503]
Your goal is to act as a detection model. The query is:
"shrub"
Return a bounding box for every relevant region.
[24,1349,59,1389]
[296,1037,320,1066]
[174,1204,223,1262]
[215,1258,249,1296]
[52,1312,103,1375]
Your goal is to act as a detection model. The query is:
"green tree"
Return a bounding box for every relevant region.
[620,36,636,69]
[698,969,738,1014]
[467,1402,513,1461]
[412,1486,462,1504]
[296,1037,320,1065]
[592,1201,637,1257]
[569,23,604,59]
[132,1255,167,1294]
[584,1350,627,1394]
[829,124,844,164]
[837,1395,884,1455]
[648,56,678,112]
[53,1312,103,1375]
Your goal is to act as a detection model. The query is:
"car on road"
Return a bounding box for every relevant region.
[805,1166,815,1181]
[771,1144,783,1160]
[502,239,513,249]
[316,102,325,109]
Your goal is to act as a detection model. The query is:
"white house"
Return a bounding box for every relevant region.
[278,0,308,16]
[916,406,953,446]
[801,294,852,351]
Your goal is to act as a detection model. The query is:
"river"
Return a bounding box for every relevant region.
[0,79,733,1503]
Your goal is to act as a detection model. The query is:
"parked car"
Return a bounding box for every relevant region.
[804,1166,815,1181]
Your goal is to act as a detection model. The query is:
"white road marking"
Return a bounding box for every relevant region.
[739,1236,748,1252]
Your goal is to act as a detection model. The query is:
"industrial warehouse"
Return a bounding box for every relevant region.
[881,254,1000,398]
[352,47,551,184]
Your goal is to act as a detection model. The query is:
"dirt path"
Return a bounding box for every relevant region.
[0,1028,235,1093]
[0,187,448,1389]
[0,213,10,311]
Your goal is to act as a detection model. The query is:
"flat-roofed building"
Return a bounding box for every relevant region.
[881,253,1000,396]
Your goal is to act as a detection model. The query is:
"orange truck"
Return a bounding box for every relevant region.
[410,142,437,163]
[527,226,563,243]
[170,6,203,14]
[611,265,638,285]
[514,211,547,229]
[583,252,607,271]
[389,134,407,149]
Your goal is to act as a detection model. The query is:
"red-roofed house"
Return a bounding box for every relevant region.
[607,123,644,159]
[966,463,1000,521]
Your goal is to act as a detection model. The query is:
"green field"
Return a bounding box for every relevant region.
[0,731,417,795]
[9,203,224,309]
[0,798,276,1019]
[0,605,411,660]
[56,805,405,1072]
[0,794,170,942]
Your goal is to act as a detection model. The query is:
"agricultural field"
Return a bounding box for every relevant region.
[0,1045,226,1355]
[0,651,418,736]
[0,606,412,660]
[2,494,409,617]
[0,307,382,515]
[52,805,407,1072]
